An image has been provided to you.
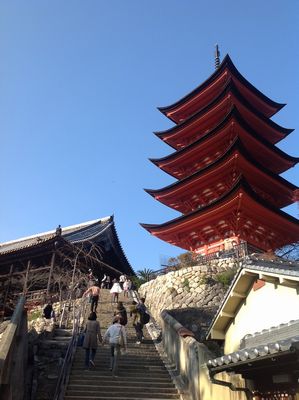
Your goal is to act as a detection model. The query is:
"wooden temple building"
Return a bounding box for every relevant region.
[141,54,299,256]
[0,216,133,312]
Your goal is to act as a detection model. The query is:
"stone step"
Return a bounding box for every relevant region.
[71,366,170,374]
[72,354,164,363]
[39,340,69,349]
[55,328,73,337]
[52,336,72,341]
[72,362,166,369]
[75,349,160,356]
[65,397,180,400]
[74,350,162,358]
[65,392,180,399]
[67,384,178,394]
[68,379,176,387]
[69,372,172,380]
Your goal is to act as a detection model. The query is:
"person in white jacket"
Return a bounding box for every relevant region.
[103,316,127,377]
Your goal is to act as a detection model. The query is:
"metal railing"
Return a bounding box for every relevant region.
[195,241,248,264]
[53,297,87,400]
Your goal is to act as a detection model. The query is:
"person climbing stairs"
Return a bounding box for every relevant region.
[64,288,181,399]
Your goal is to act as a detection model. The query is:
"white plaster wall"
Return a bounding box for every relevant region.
[225,282,299,354]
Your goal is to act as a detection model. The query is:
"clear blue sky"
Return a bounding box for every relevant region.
[0,1,298,271]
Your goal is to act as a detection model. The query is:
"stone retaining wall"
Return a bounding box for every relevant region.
[139,258,239,328]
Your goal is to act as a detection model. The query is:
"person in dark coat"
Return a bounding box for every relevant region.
[43,302,55,320]
[83,312,102,369]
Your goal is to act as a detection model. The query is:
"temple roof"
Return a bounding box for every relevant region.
[158,54,285,123]
[145,139,298,212]
[141,178,299,252]
[155,81,293,149]
[150,110,299,179]
[208,317,299,375]
[0,217,110,255]
[0,216,134,276]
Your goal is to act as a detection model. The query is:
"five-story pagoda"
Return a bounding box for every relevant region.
[141,50,299,255]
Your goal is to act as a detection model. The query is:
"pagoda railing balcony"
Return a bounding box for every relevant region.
[195,241,248,264]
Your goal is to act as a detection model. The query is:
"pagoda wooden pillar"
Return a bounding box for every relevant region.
[46,252,56,296]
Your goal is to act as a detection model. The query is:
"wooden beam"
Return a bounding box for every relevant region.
[2,264,14,317]
[46,252,56,295]
[279,278,299,287]
[22,260,31,295]
[220,311,235,318]
[230,290,246,298]
[242,270,257,277]
[259,274,279,283]
[209,329,225,340]
[0,266,51,280]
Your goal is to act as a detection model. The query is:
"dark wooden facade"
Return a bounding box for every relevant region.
[0,216,134,312]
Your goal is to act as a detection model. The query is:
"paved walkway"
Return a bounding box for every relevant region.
[64,289,181,399]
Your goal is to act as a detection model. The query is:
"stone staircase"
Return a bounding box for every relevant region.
[64,289,181,400]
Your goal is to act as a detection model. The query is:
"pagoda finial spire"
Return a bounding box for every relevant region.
[214,44,221,69]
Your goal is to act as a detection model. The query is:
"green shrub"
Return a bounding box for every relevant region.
[28,310,41,322]
[215,268,237,288]
[182,278,190,292]
[199,274,208,285]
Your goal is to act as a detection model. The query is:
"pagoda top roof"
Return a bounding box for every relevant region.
[141,177,299,252]
[158,54,285,123]
[155,79,293,147]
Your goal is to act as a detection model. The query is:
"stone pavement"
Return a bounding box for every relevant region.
[64,289,181,400]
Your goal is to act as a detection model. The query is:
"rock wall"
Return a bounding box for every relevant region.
[139,258,239,329]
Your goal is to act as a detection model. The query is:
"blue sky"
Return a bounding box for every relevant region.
[1,1,298,271]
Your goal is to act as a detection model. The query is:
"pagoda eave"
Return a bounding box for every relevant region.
[155,82,293,148]
[140,178,299,252]
[145,140,298,212]
[158,54,285,124]
[151,113,298,179]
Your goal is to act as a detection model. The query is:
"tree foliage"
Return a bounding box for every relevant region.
[167,252,198,270]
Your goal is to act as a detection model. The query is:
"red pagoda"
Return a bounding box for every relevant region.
[141,52,299,255]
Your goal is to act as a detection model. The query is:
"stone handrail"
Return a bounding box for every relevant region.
[160,310,247,400]
[0,296,28,400]
[161,309,210,400]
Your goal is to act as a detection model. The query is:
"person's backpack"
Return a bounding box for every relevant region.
[139,309,150,325]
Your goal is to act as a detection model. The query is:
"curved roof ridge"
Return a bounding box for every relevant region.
[109,219,135,276]
[0,217,111,249]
